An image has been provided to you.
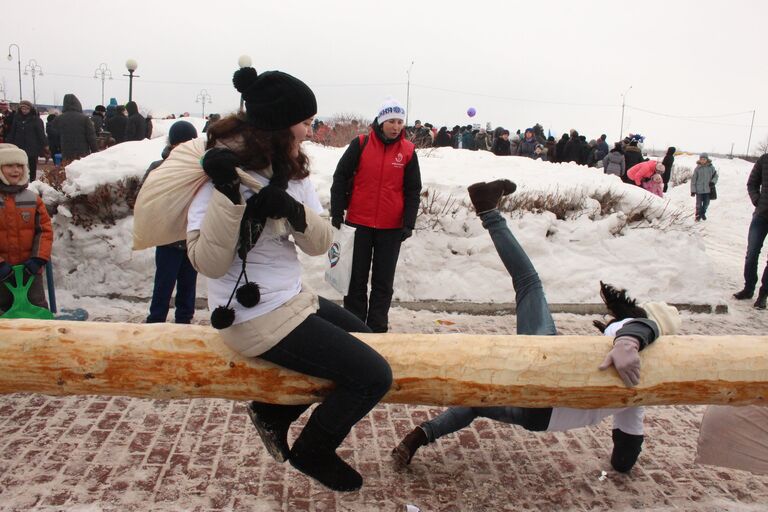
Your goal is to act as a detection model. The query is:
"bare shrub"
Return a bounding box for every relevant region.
[320,113,371,147]
[755,135,768,157]
[66,177,141,230]
[418,188,461,228]
[670,165,692,186]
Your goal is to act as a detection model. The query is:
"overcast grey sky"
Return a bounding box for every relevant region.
[2,0,766,154]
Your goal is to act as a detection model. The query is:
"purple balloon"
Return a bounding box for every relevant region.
[467,107,477,117]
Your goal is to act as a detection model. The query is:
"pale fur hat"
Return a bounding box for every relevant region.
[641,302,681,336]
[0,144,30,186]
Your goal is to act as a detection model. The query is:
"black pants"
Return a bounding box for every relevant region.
[343,226,402,333]
[257,297,392,446]
[25,150,38,182]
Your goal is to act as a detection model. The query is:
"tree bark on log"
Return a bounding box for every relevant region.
[0,319,765,408]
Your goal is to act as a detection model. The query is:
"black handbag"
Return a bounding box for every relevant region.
[709,182,717,200]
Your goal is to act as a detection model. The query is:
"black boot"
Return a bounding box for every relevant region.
[246,401,306,463]
[289,418,362,492]
[391,426,428,466]
[468,179,517,213]
[755,294,767,310]
[610,429,643,473]
[733,288,754,300]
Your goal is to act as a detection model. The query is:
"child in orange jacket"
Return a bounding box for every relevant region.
[0,144,53,311]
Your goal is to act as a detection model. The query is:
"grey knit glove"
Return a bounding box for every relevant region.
[598,336,641,387]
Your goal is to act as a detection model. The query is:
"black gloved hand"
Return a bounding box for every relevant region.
[691,192,696,197]
[0,262,12,281]
[245,185,307,233]
[23,257,46,276]
[331,216,342,229]
[201,148,241,204]
[401,227,413,242]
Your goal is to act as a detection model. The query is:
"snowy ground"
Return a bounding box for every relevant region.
[45,117,754,325]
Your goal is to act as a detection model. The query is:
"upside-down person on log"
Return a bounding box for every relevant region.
[184,68,392,492]
[392,179,681,473]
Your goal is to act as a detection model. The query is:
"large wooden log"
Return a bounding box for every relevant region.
[0,319,766,408]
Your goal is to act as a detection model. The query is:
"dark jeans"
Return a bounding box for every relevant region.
[421,210,554,442]
[146,245,198,324]
[257,297,392,445]
[743,214,768,296]
[695,193,711,220]
[344,226,403,333]
[25,151,38,182]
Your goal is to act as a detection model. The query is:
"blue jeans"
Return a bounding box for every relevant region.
[421,210,555,442]
[147,245,198,324]
[695,193,711,220]
[257,297,392,445]
[743,214,768,296]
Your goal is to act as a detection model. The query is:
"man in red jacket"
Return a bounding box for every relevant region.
[330,98,422,332]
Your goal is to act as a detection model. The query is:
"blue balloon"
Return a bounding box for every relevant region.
[467,107,477,117]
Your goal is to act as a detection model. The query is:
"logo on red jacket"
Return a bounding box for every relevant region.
[395,153,403,163]
[21,211,31,223]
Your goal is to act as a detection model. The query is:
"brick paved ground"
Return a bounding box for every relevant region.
[1,306,768,511]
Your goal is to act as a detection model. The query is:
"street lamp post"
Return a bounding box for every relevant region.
[23,59,43,108]
[124,59,139,102]
[93,63,113,106]
[6,44,22,102]
[619,85,633,141]
[237,55,252,112]
[196,89,212,118]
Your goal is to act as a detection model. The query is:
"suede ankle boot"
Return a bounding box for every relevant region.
[246,401,299,463]
[289,420,362,492]
[733,289,754,300]
[755,294,767,310]
[391,426,428,465]
[468,179,517,213]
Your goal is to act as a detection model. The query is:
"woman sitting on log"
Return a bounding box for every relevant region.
[392,179,680,473]
[185,67,392,492]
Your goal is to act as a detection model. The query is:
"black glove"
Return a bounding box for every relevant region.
[691,192,696,197]
[331,216,343,229]
[0,262,12,281]
[201,148,240,204]
[245,185,307,233]
[401,227,413,242]
[23,257,46,276]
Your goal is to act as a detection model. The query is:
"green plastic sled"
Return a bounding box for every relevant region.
[0,265,55,320]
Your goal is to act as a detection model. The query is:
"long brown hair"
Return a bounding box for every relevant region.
[205,113,310,185]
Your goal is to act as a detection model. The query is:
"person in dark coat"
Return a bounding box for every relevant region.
[90,105,106,135]
[562,131,582,163]
[434,126,451,147]
[142,120,199,324]
[554,133,569,163]
[0,100,15,142]
[595,134,610,162]
[491,130,512,156]
[544,136,557,162]
[5,100,48,182]
[661,146,675,192]
[45,114,61,158]
[623,140,645,183]
[106,105,128,143]
[51,94,99,163]
[124,101,147,141]
[735,153,768,308]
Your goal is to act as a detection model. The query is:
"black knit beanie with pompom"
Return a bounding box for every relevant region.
[233,67,317,131]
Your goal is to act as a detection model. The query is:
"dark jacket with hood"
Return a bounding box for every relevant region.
[748,154,768,220]
[52,94,99,160]
[6,107,47,158]
[434,128,451,147]
[106,109,127,143]
[124,101,147,141]
[661,147,675,188]
[554,135,569,163]
[330,120,422,231]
